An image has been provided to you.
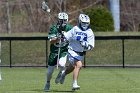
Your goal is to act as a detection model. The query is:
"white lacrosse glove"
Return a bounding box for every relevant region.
[41,1,50,12]
[80,41,93,51]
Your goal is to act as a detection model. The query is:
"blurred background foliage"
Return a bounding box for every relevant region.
[0,0,140,33]
[84,6,114,32]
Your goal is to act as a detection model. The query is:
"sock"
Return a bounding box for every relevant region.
[46,66,55,82]
[73,80,77,85]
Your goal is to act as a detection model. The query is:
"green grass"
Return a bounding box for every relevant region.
[0,68,140,93]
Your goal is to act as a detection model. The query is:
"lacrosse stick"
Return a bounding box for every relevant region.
[56,36,61,69]
[42,0,63,69]
[41,0,55,23]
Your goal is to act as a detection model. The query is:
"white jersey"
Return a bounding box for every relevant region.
[64,26,95,52]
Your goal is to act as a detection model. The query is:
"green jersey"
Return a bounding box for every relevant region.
[48,24,73,66]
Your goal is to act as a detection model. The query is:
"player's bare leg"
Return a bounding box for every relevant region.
[72,61,82,90]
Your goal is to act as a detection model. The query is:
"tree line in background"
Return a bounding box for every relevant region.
[120,0,140,31]
[0,0,140,33]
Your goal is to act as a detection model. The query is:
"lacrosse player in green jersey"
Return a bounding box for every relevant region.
[44,12,73,91]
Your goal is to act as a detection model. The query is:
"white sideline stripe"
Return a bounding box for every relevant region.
[0,41,1,80]
[0,59,1,80]
[0,74,1,80]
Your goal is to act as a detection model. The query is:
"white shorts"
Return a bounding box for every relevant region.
[59,55,67,67]
[68,49,84,65]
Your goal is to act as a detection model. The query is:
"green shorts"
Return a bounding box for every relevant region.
[48,52,67,66]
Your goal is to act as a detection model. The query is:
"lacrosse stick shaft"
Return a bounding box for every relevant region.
[57,39,61,69]
[48,13,55,23]
[56,11,65,69]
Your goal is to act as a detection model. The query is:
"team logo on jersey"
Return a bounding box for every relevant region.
[75,32,87,41]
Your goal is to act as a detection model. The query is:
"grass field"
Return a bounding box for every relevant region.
[0,68,140,93]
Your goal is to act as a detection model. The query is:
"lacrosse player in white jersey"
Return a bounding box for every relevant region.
[59,14,95,90]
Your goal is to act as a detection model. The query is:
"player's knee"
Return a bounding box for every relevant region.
[76,61,82,69]
[59,62,66,67]
[59,55,67,67]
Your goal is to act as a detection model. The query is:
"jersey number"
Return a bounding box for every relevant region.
[76,32,87,41]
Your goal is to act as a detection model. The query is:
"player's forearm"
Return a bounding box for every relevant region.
[50,38,59,44]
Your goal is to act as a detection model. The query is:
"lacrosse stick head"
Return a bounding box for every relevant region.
[42,1,51,13]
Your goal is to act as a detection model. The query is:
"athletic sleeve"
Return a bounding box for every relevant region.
[47,25,58,39]
[86,30,95,50]
[63,27,74,41]
[89,31,95,47]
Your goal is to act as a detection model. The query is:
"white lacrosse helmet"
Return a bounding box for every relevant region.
[58,12,68,21]
[78,14,90,31]
[58,12,68,27]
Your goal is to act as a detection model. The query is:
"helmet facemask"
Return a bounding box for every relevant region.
[58,19,68,28]
[80,22,90,31]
